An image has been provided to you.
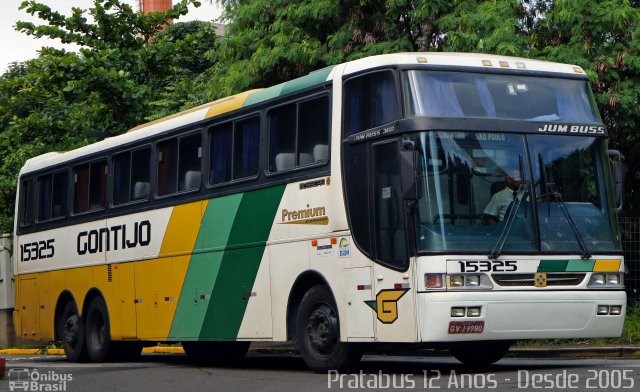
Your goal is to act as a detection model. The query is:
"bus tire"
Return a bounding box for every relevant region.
[296,285,362,372]
[85,296,113,362]
[449,341,512,367]
[182,341,249,363]
[58,301,88,362]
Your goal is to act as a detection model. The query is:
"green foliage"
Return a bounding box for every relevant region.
[0,0,212,233]
[213,0,640,215]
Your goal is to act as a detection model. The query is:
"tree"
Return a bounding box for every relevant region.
[210,0,454,96]
[0,0,211,232]
[213,0,640,214]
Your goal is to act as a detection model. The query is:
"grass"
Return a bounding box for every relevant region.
[620,305,640,344]
[517,305,640,346]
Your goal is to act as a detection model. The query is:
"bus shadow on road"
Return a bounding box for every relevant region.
[137,352,588,375]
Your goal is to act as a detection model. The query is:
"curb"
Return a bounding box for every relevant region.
[0,347,184,355]
[143,347,184,354]
[1,345,639,359]
[509,346,640,359]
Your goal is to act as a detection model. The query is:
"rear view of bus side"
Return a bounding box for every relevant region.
[13,53,626,371]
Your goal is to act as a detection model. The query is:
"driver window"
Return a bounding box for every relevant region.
[373,141,408,269]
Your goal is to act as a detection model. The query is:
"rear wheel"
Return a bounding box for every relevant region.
[296,285,362,372]
[59,301,87,362]
[85,296,113,362]
[449,341,512,367]
[182,341,249,363]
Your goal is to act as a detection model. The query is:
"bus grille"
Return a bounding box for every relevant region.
[492,273,586,287]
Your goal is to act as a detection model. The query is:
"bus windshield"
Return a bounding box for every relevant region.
[412,131,621,254]
[404,70,601,123]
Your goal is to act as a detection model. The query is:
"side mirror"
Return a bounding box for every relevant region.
[607,149,624,213]
[400,142,422,201]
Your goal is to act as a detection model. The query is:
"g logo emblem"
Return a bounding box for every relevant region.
[365,289,409,324]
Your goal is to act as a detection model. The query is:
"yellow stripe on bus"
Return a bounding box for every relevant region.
[160,201,207,256]
[130,200,210,340]
[205,90,262,119]
[593,259,622,272]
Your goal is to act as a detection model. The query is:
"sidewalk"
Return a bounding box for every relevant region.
[2,343,638,359]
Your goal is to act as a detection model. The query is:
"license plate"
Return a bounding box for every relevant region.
[448,321,485,334]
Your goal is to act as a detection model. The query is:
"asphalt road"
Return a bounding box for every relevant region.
[1,351,639,392]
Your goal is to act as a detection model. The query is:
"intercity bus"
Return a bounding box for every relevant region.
[13,53,626,370]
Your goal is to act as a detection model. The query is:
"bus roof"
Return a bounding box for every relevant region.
[342,52,585,77]
[20,52,585,176]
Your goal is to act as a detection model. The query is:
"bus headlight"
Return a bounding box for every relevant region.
[449,275,465,287]
[607,274,621,285]
[424,274,444,289]
[609,305,623,315]
[446,274,493,289]
[588,273,623,288]
[466,275,480,286]
[590,274,605,285]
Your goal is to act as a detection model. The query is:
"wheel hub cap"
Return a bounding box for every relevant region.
[306,305,338,355]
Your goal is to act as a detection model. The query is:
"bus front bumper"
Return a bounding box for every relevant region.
[417,290,626,342]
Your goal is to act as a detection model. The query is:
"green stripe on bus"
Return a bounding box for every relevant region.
[243,84,285,107]
[537,260,569,272]
[565,259,595,272]
[168,194,243,339]
[280,66,334,96]
[243,66,334,107]
[198,185,286,339]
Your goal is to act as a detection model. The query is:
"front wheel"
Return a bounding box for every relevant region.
[296,285,362,372]
[58,301,87,362]
[449,341,512,367]
[85,296,113,362]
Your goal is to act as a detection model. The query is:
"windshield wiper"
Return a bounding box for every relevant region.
[488,182,530,260]
[546,183,592,259]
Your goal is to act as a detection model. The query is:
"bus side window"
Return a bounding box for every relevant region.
[210,123,233,184]
[233,117,260,179]
[157,138,178,196]
[73,161,106,214]
[178,134,202,192]
[38,171,67,221]
[89,161,107,211]
[299,96,329,164]
[113,151,131,205]
[269,103,296,172]
[19,179,34,227]
[131,148,151,201]
[209,117,260,186]
[344,71,399,137]
[268,95,329,173]
[114,147,151,205]
[158,134,201,196]
[73,164,90,213]
[52,172,67,218]
[37,174,53,221]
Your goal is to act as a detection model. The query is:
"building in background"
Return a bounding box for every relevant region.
[139,0,173,14]
[139,0,225,36]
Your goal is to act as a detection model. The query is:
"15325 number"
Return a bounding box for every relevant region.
[458,260,517,273]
